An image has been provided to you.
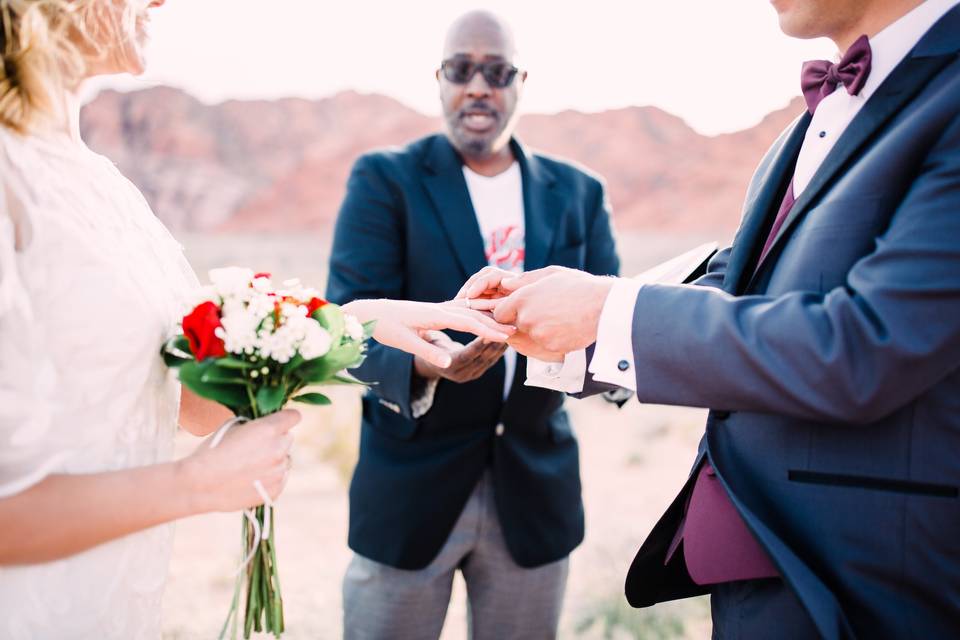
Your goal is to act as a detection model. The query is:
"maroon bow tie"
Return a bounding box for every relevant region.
[801,34,872,114]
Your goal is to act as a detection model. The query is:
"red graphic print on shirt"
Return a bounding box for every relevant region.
[485,225,525,271]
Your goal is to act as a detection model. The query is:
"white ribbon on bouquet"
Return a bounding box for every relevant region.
[209,416,274,575]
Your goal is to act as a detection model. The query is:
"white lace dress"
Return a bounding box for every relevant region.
[0,126,198,639]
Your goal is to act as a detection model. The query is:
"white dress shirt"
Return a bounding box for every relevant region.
[526,0,960,394]
[412,162,525,417]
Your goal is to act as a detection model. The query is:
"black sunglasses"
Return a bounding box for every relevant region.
[440,58,520,89]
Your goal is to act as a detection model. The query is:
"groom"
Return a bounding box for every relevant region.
[326,10,620,639]
[463,0,960,637]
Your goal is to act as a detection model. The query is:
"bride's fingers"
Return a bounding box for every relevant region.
[465,298,499,312]
[389,329,454,368]
[430,308,514,341]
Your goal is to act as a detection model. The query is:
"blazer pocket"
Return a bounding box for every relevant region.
[788,470,958,498]
[363,394,419,440]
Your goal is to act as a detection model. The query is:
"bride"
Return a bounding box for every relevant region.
[0,1,511,637]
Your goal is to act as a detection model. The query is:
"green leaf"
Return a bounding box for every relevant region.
[327,342,364,369]
[294,342,365,383]
[256,384,287,415]
[178,361,249,411]
[315,304,345,343]
[280,353,305,377]
[292,357,336,382]
[161,335,194,368]
[200,361,248,385]
[292,392,331,406]
[322,373,368,387]
[216,357,253,370]
[362,320,377,340]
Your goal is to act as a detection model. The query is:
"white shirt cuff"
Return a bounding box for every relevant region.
[525,349,587,394]
[410,377,440,418]
[588,277,642,391]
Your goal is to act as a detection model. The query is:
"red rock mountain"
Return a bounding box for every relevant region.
[80,87,805,235]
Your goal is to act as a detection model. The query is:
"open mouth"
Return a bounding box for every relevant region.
[460,110,499,133]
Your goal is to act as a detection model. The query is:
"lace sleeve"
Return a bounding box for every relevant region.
[0,183,70,498]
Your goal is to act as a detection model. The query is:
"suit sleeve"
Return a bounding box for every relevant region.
[624,113,960,423]
[584,180,621,277]
[571,180,631,401]
[325,154,416,419]
[690,245,732,290]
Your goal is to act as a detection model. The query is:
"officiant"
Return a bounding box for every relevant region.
[325,10,622,639]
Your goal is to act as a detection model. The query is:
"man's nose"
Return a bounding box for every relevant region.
[464,69,492,99]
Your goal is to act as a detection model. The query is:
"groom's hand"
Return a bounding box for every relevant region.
[457,265,567,301]
[413,330,508,384]
[506,329,566,363]
[486,270,617,355]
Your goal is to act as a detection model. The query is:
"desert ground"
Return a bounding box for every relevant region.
[162,230,724,639]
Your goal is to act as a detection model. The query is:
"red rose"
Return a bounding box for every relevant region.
[182,301,227,361]
[306,297,328,316]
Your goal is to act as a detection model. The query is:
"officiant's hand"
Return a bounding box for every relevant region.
[468,269,617,355]
[414,330,508,383]
[342,299,514,369]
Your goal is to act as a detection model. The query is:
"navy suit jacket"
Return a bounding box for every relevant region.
[326,134,620,570]
[581,8,960,639]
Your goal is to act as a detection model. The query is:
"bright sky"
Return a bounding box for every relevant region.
[88,0,837,135]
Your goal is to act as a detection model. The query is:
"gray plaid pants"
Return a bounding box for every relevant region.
[342,472,569,639]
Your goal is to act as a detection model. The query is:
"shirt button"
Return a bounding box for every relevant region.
[617,360,630,372]
[818,130,827,138]
[495,423,505,436]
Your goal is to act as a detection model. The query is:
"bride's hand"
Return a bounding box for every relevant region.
[342,299,515,368]
[178,410,301,512]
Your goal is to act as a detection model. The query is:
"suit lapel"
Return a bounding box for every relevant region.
[750,28,959,285]
[723,113,811,294]
[514,140,564,271]
[422,137,489,280]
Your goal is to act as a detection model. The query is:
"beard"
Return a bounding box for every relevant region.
[444,101,506,159]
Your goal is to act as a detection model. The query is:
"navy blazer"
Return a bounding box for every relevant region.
[589,8,960,638]
[326,134,620,570]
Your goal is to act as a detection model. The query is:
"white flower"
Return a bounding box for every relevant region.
[209,267,254,299]
[246,292,277,322]
[300,324,333,360]
[345,315,365,341]
[219,305,261,355]
[251,276,273,293]
[280,302,306,319]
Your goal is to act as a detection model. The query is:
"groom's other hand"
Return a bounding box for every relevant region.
[505,328,566,363]
[457,265,565,300]
[492,270,616,354]
[413,330,509,384]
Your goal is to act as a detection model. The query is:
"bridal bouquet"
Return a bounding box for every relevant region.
[163,267,372,639]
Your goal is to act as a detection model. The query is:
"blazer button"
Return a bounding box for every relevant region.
[617,359,630,372]
[495,423,505,436]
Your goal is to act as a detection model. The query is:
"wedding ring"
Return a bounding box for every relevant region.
[464,298,472,309]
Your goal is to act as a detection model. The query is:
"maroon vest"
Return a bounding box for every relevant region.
[665,181,800,584]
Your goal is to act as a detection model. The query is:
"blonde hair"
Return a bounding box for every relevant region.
[0,0,139,134]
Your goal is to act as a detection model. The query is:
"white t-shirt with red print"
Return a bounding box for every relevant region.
[463,161,524,401]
